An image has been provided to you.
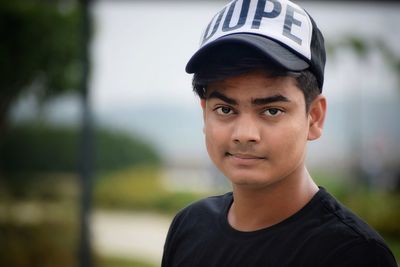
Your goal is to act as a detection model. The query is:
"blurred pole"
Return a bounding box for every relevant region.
[78,0,93,266]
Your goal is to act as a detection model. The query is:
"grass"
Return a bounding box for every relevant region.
[99,256,156,267]
[0,168,166,267]
[0,222,79,267]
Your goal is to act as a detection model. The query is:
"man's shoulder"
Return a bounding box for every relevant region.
[171,192,232,225]
[317,188,385,243]
[280,188,397,266]
[305,188,397,265]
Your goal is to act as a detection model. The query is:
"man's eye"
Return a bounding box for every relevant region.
[264,108,283,116]
[216,106,234,115]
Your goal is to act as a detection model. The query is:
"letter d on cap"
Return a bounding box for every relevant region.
[202,7,227,44]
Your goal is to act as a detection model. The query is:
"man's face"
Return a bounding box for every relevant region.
[201,70,318,190]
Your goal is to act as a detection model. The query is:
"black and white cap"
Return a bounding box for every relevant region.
[185,0,326,90]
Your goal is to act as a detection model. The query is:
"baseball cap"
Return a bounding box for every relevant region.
[185,0,326,90]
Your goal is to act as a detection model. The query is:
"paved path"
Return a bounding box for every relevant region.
[92,211,172,265]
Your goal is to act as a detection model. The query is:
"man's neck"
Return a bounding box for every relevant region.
[227,168,318,232]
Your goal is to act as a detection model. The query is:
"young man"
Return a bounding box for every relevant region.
[162,0,398,266]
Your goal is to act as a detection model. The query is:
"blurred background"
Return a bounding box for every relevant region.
[0,0,399,266]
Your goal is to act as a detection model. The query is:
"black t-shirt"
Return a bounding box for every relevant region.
[162,188,397,267]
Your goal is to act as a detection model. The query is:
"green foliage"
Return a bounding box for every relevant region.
[385,238,400,264]
[0,124,77,172]
[343,190,400,239]
[94,166,205,214]
[347,36,368,58]
[0,123,161,174]
[98,257,156,267]
[0,172,78,201]
[95,128,161,173]
[0,0,82,128]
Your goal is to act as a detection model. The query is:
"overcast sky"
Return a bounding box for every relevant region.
[90,1,400,113]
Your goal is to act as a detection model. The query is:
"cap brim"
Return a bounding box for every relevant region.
[185,33,309,74]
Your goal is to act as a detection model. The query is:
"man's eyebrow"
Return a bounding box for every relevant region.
[207,91,237,105]
[252,94,290,106]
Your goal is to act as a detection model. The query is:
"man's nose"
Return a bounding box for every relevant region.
[231,114,261,144]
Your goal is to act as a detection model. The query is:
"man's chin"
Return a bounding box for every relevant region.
[226,174,273,188]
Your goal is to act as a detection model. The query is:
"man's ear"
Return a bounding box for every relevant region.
[307,95,327,141]
[200,98,206,111]
[200,99,207,134]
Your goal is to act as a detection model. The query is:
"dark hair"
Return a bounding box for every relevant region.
[192,44,320,112]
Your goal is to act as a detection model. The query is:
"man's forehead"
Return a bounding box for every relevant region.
[205,73,299,100]
[206,86,286,97]
[206,88,292,106]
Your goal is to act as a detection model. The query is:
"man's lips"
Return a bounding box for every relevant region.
[225,152,266,160]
